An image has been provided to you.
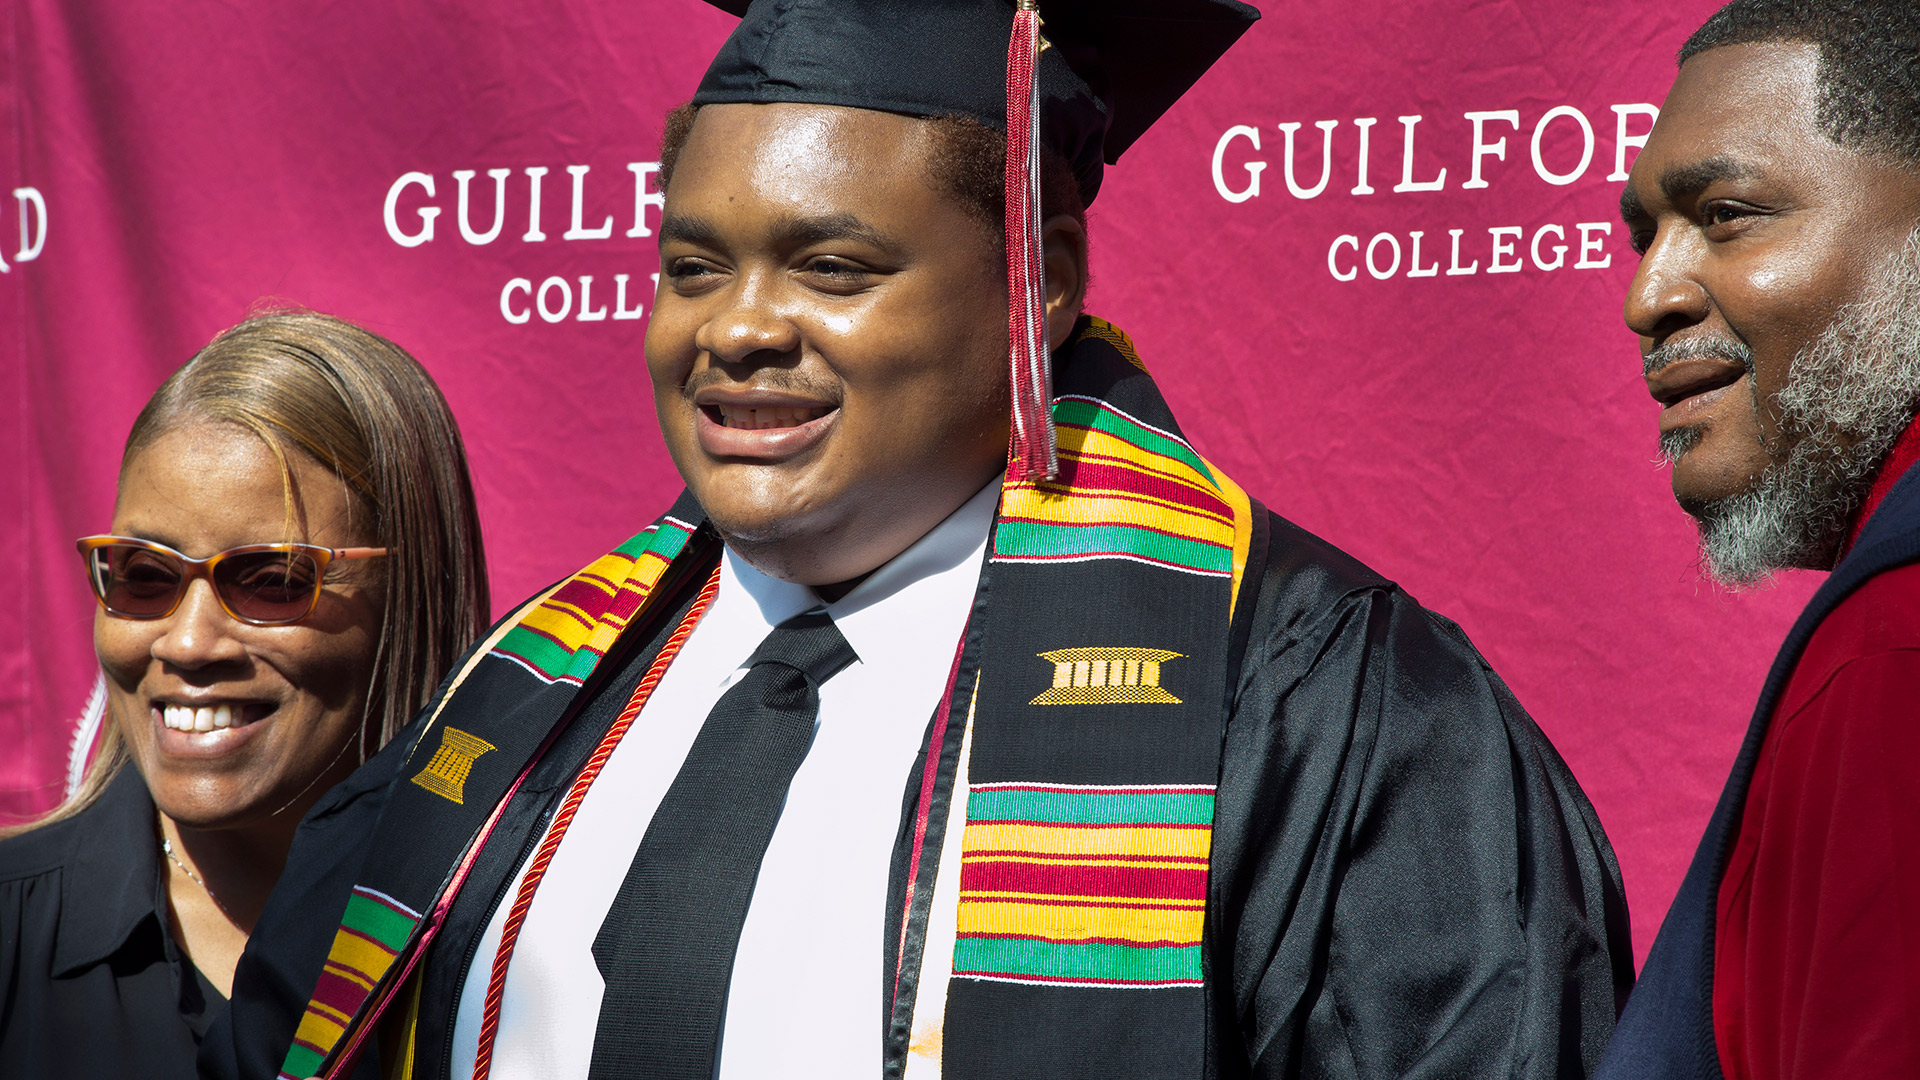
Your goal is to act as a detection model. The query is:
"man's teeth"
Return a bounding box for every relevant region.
[719,405,830,430]
[162,704,237,732]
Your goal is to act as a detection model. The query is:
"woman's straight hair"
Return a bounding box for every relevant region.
[34,308,489,829]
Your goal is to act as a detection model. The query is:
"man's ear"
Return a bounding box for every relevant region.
[1042,214,1089,351]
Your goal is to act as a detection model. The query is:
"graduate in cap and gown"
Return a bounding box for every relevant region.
[204,1,1634,1077]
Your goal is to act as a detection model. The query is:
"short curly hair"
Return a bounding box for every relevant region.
[656,102,1087,241]
[1680,0,1920,166]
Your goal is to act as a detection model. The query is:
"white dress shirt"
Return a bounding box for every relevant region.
[449,478,999,1079]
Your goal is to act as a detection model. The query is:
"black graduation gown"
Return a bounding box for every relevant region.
[202,507,1632,1080]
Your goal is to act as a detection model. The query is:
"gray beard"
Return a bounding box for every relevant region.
[1664,230,1920,587]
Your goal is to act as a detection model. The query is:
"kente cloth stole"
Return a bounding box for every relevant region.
[281,316,1255,1079]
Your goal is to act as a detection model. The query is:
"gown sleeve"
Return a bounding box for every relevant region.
[1209,514,1633,1080]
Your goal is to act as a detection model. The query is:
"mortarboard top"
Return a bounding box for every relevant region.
[693,0,1261,204]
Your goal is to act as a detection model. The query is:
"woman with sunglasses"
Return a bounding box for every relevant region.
[0,310,488,1077]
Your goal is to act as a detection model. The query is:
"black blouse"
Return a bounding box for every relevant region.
[0,766,221,1080]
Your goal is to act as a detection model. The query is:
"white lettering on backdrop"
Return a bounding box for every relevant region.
[1211,102,1657,282]
[1,187,48,273]
[385,162,666,323]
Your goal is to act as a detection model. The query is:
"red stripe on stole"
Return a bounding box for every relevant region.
[604,572,666,624]
[310,969,375,1015]
[509,620,583,656]
[966,850,1209,865]
[544,581,619,623]
[574,569,629,593]
[1061,446,1214,500]
[960,860,1206,901]
[1053,433,1225,492]
[1029,455,1232,522]
[548,548,664,624]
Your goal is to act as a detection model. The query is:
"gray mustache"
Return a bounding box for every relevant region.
[1643,336,1754,379]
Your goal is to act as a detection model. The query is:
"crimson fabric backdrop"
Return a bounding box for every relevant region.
[1,0,1799,964]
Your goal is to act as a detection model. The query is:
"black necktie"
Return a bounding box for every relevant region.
[587,609,858,1080]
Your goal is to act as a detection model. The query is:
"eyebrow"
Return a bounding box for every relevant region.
[1659,156,1759,201]
[1619,187,1644,226]
[778,212,891,250]
[1621,155,1761,224]
[657,211,896,252]
[658,214,723,248]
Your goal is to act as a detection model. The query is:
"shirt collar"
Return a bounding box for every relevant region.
[52,765,168,977]
[1843,411,1920,556]
[720,474,1002,662]
[823,475,999,666]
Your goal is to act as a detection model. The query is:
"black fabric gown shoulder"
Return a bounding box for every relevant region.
[0,766,224,1080]
[1203,508,1633,1079]
[205,508,1633,1080]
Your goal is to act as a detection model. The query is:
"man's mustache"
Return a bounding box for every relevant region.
[680,368,843,405]
[1643,335,1755,379]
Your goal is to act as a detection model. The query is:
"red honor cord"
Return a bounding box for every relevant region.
[469,563,721,1080]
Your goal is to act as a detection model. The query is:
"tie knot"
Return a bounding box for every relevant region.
[746,610,858,686]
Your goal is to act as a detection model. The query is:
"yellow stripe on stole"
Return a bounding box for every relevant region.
[321,961,376,993]
[307,1000,355,1028]
[518,604,600,653]
[957,899,1206,945]
[539,598,603,630]
[516,545,664,651]
[1061,425,1221,496]
[1034,478,1232,526]
[576,552,638,593]
[1200,455,1256,619]
[583,550,676,653]
[961,889,1206,908]
[294,1009,347,1052]
[1000,483,1235,546]
[327,927,400,983]
[961,823,1212,860]
[391,969,425,1080]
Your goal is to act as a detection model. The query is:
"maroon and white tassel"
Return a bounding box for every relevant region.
[1004,0,1056,481]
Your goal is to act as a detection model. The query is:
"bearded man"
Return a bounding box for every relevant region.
[205,2,1632,1077]
[1601,2,1920,1078]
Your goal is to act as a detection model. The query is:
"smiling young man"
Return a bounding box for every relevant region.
[1600,3,1920,1078]
[204,2,1633,1078]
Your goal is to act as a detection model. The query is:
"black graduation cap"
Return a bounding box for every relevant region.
[693,0,1261,205]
